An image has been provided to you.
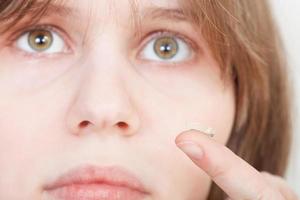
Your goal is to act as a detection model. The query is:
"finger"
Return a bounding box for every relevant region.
[261,172,299,200]
[175,130,284,200]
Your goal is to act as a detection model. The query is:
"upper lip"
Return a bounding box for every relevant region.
[44,164,149,194]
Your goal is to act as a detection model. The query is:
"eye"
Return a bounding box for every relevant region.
[139,33,193,62]
[16,28,66,54]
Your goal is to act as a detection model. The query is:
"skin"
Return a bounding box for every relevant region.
[0,0,297,199]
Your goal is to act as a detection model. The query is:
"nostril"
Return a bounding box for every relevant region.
[78,120,129,130]
[79,120,90,128]
[117,121,129,129]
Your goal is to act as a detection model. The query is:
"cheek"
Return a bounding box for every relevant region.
[141,61,235,144]
[0,98,55,170]
[0,52,75,94]
[0,83,70,187]
[0,89,72,199]
[132,69,234,199]
[0,57,79,165]
[0,102,42,197]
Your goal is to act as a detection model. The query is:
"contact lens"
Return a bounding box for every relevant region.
[185,122,215,137]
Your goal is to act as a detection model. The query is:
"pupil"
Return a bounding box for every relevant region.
[160,43,173,53]
[35,35,47,45]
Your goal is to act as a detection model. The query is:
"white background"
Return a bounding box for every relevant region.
[271,0,300,195]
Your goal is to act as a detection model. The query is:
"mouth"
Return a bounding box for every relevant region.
[43,165,149,200]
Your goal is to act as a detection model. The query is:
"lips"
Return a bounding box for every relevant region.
[43,165,149,200]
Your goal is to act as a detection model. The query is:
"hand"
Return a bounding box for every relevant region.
[175,130,299,200]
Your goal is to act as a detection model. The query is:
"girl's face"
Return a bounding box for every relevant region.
[0,0,235,199]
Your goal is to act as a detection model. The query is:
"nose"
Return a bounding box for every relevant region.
[65,61,141,137]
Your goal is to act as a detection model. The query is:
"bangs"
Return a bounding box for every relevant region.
[0,0,60,33]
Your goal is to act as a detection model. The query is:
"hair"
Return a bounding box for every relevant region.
[178,0,292,199]
[0,0,292,199]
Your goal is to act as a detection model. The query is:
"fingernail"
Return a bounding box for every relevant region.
[176,141,204,160]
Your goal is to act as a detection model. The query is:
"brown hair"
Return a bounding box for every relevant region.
[179,0,292,199]
[0,0,292,199]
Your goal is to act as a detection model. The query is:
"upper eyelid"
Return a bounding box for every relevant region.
[8,24,74,52]
[137,30,199,57]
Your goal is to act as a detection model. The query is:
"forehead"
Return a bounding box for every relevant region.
[38,0,188,34]
[54,0,181,16]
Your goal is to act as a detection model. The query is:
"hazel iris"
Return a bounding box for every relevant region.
[28,29,53,52]
[154,37,178,59]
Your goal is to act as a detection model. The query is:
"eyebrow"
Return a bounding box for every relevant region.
[4,0,77,24]
[27,1,77,18]
[24,0,189,25]
[1,0,191,38]
[141,7,187,22]
[6,1,188,26]
[3,0,189,24]
[0,0,79,34]
[129,6,191,38]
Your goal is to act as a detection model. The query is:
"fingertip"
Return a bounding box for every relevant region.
[176,141,204,161]
[175,129,201,144]
[175,128,214,145]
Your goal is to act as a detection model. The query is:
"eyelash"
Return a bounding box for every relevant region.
[138,29,198,57]
[7,24,199,61]
[136,29,200,63]
[9,24,73,58]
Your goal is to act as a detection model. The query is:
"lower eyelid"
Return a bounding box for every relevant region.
[138,30,198,56]
[11,24,73,52]
[140,31,189,50]
[138,34,194,62]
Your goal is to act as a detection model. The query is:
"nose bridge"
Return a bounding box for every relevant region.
[66,33,140,136]
[81,30,130,103]
[85,23,123,62]
[82,26,130,103]
[81,57,130,110]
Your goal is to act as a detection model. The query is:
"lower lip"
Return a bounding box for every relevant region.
[45,183,146,200]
